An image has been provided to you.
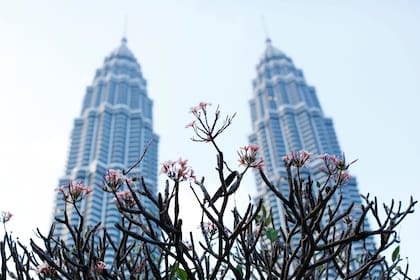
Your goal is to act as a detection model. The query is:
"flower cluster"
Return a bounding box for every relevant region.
[283,150,311,167]
[36,261,58,277]
[1,211,12,223]
[320,154,357,171]
[104,169,130,191]
[94,261,107,275]
[200,222,218,238]
[190,102,212,117]
[336,171,351,184]
[200,222,231,239]
[57,181,93,203]
[186,102,236,143]
[114,190,137,208]
[161,158,196,182]
[320,154,356,184]
[238,144,264,169]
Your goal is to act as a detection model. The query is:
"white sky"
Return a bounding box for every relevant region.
[0,0,419,276]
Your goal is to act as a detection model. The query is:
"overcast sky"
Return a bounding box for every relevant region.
[0,0,419,276]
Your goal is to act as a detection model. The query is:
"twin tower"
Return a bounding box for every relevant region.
[53,37,367,256]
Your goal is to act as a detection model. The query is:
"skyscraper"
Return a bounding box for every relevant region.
[54,38,159,256]
[248,38,372,261]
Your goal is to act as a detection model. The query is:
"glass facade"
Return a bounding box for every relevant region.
[249,38,375,268]
[53,38,159,259]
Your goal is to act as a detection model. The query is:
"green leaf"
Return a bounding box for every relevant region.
[170,263,188,280]
[236,264,243,277]
[265,228,278,242]
[316,264,324,273]
[392,246,400,262]
[262,204,267,216]
[176,267,188,280]
[264,216,271,226]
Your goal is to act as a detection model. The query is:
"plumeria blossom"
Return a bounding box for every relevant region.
[104,169,130,190]
[114,190,137,208]
[94,261,107,274]
[283,150,311,167]
[161,158,196,182]
[320,154,357,171]
[200,222,218,237]
[341,171,351,182]
[334,171,352,185]
[238,144,264,169]
[36,261,58,277]
[186,102,236,143]
[185,120,196,128]
[319,153,357,182]
[57,181,93,203]
[198,101,211,109]
[200,222,231,239]
[1,211,12,223]
[190,102,212,117]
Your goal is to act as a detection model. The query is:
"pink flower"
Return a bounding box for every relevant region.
[190,102,211,117]
[198,102,211,110]
[187,103,236,143]
[57,181,93,203]
[104,169,130,189]
[1,211,12,223]
[161,158,196,182]
[320,154,357,172]
[342,172,351,180]
[328,155,341,166]
[190,106,201,118]
[254,160,265,170]
[238,144,264,169]
[95,261,107,274]
[283,150,311,167]
[336,171,351,184]
[200,222,230,238]
[106,169,125,181]
[179,158,188,167]
[36,261,58,277]
[114,190,137,208]
[185,120,196,128]
[200,222,218,236]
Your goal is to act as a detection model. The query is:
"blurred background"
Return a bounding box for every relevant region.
[0,0,419,276]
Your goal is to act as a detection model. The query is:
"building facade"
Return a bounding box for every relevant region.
[248,38,374,269]
[54,38,159,258]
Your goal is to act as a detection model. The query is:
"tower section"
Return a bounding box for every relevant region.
[54,38,159,256]
[249,38,372,262]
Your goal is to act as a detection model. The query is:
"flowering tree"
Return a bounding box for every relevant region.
[0,103,417,279]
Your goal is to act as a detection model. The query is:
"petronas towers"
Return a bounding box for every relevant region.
[53,36,370,265]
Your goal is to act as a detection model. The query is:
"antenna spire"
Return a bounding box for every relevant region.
[123,15,128,40]
[261,15,270,41]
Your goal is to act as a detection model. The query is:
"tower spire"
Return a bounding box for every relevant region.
[123,15,128,42]
[261,15,271,43]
